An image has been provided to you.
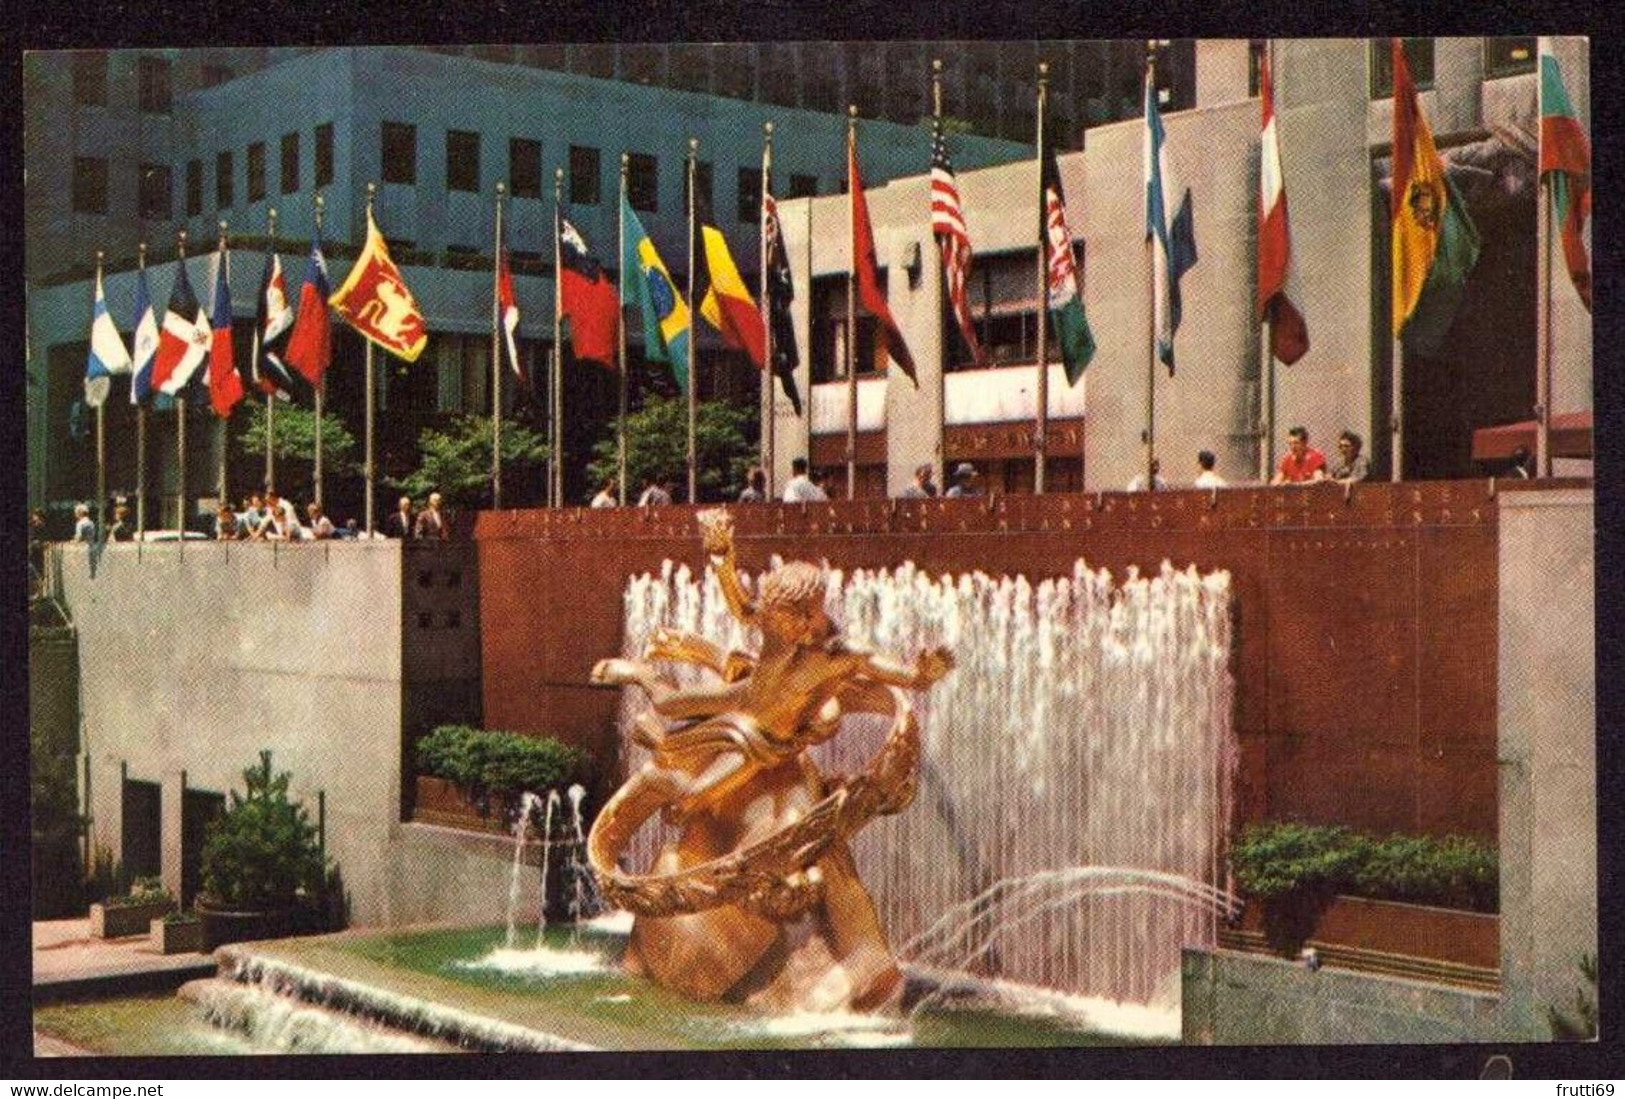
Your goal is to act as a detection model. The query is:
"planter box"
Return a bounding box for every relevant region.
[150,917,204,955]
[196,901,296,951]
[411,775,512,835]
[89,899,174,939]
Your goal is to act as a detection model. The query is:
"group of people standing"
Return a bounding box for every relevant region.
[1125,427,1373,492]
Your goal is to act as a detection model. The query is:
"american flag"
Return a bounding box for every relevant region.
[930,126,983,365]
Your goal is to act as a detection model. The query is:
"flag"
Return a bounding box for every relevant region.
[129,266,159,405]
[557,210,619,371]
[849,129,917,384]
[696,198,767,368]
[1540,45,1591,312]
[762,192,803,416]
[1391,39,1480,356]
[84,270,132,409]
[1258,50,1310,365]
[284,233,332,385]
[1040,134,1096,385]
[249,248,309,400]
[620,196,691,387]
[207,241,244,417]
[931,125,984,366]
[151,258,212,396]
[1145,71,1198,375]
[329,210,428,362]
[497,245,524,381]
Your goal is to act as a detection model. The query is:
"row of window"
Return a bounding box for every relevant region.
[1243,36,1537,99]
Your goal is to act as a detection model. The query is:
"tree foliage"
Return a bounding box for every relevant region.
[392,415,549,510]
[236,400,360,479]
[586,394,755,504]
[199,751,327,911]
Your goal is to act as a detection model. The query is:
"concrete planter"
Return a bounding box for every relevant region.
[1238,894,1499,971]
[89,899,175,939]
[195,900,296,951]
[150,916,204,955]
[412,775,511,835]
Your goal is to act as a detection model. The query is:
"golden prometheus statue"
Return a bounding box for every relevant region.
[587,509,954,1012]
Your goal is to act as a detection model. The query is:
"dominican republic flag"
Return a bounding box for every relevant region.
[284,233,333,385]
[84,270,132,409]
[151,258,212,396]
[1146,71,1198,375]
[497,244,524,382]
[1040,131,1097,386]
[128,265,160,405]
[246,249,306,400]
[931,123,984,366]
[1258,49,1310,365]
[1540,42,1591,312]
[850,124,917,384]
[762,192,803,416]
[207,242,245,417]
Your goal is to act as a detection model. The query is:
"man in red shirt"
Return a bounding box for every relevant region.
[1271,426,1328,485]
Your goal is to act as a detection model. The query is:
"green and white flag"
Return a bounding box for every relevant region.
[1040,139,1095,385]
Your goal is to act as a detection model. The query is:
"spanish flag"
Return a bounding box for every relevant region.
[696,199,766,369]
[1391,39,1480,356]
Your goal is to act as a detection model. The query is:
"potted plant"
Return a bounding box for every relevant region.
[89,876,175,939]
[195,751,329,951]
[150,909,204,955]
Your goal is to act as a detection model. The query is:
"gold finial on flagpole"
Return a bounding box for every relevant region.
[366,181,376,215]
[178,228,188,259]
[314,191,324,233]
[139,241,147,269]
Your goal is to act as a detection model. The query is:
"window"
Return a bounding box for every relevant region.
[200,63,233,88]
[381,122,417,185]
[510,138,541,198]
[625,152,658,212]
[72,157,107,215]
[446,130,480,192]
[71,53,106,106]
[1370,38,1435,98]
[737,166,762,223]
[569,145,600,205]
[1248,39,1267,98]
[443,245,485,271]
[246,142,266,202]
[280,132,299,194]
[683,160,713,213]
[216,151,234,208]
[810,274,885,384]
[185,160,202,217]
[510,250,546,276]
[943,248,1062,371]
[788,173,818,199]
[138,164,172,220]
[314,123,334,188]
[1484,37,1537,78]
[137,56,171,113]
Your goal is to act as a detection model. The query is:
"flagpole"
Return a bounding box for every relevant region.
[1260,40,1278,484]
[217,220,230,510]
[760,121,774,499]
[136,242,148,539]
[1536,37,1553,479]
[364,182,377,535]
[1144,44,1158,491]
[552,166,565,509]
[618,154,630,506]
[932,59,947,492]
[492,180,505,509]
[311,196,324,506]
[1388,38,1404,483]
[176,229,189,538]
[94,250,106,539]
[1034,61,1050,496]
[846,104,859,501]
[265,208,278,494]
[686,137,699,505]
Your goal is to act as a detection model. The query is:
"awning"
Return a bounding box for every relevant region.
[1470,411,1592,461]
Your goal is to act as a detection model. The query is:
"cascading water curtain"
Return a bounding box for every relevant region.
[617,559,1237,1007]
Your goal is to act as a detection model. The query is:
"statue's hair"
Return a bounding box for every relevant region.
[759,561,826,612]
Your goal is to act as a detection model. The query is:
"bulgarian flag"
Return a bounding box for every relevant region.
[1540,43,1591,312]
[1391,38,1480,356]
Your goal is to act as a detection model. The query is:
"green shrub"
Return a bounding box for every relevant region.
[104,876,173,909]
[416,725,582,804]
[200,751,328,912]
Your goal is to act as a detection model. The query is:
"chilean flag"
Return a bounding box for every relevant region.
[1258,50,1310,364]
[207,242,244,417]
[151,258,212,396]
[284,233,333,385]
[497,245,523,382]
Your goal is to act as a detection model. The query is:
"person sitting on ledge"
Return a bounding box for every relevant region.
[215,506,239,540]
[1329,431,1370,484]
[1193,451,1226,489]
[306,502,336,540]
[1127,458,1168,492]
[108,504,134,542]
[900,463,938,499]
[1271,426,1327,485]
[591,479,618,509]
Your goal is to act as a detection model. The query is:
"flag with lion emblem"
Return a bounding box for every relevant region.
[329,210,429,361]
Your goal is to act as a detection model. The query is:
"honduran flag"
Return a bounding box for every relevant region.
[129,265,160,405]
[84,270,132,409]
[1540,43,1591,312]
[696,197,767,369]
[497,245,524,382]
[1257,49,1310,365]
[284,233,333,385]
[207,242,245,417]
[151,258,212,396]
[1146,70,1198,375]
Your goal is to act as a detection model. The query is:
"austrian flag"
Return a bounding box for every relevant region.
[329,212,429,362]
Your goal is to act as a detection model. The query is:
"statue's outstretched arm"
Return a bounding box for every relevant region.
[854,646,955,691]
[698,509,757,627]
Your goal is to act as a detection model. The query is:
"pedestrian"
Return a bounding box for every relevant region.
[738,467,768,504]
[945,463,981,498]
[1127,459,1168,492]
[306,502,337,540]
[590,479,618,509]
[782,458,826,503]
[415,492,450,540]
[1193,451,1226,488]
[900,463,938,499]
[72,504,95,543]
[637,476,673,508]
[386,496,416,539]
[1329,431,1370,484]
[1270,426,1327,485]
